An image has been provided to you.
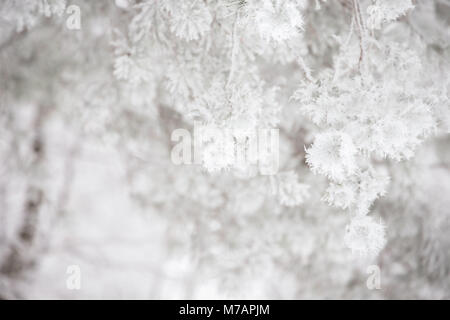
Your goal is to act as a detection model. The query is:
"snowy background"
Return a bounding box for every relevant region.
[0,0,449,299]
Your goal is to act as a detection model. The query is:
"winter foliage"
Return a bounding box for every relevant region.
[0,0,449,299]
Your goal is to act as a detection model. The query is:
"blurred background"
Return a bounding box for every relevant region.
[0,0,449,299]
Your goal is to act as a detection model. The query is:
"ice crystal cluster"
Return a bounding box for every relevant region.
[0,0,449,299]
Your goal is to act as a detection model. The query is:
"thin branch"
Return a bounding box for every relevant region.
[226,10,240,89]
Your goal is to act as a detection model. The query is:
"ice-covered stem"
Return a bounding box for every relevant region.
[226,9,240,89]
[332,16,355,82]
[352,0,367,78]
[298,56,314,82]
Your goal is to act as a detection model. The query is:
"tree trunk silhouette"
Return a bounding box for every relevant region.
[0,105,48,279]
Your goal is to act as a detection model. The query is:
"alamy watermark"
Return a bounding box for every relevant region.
[366,265,381,290]
[66,265,81,290]
[171,122,280,175]
[65,5,81,30]
[38,3,81,30]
